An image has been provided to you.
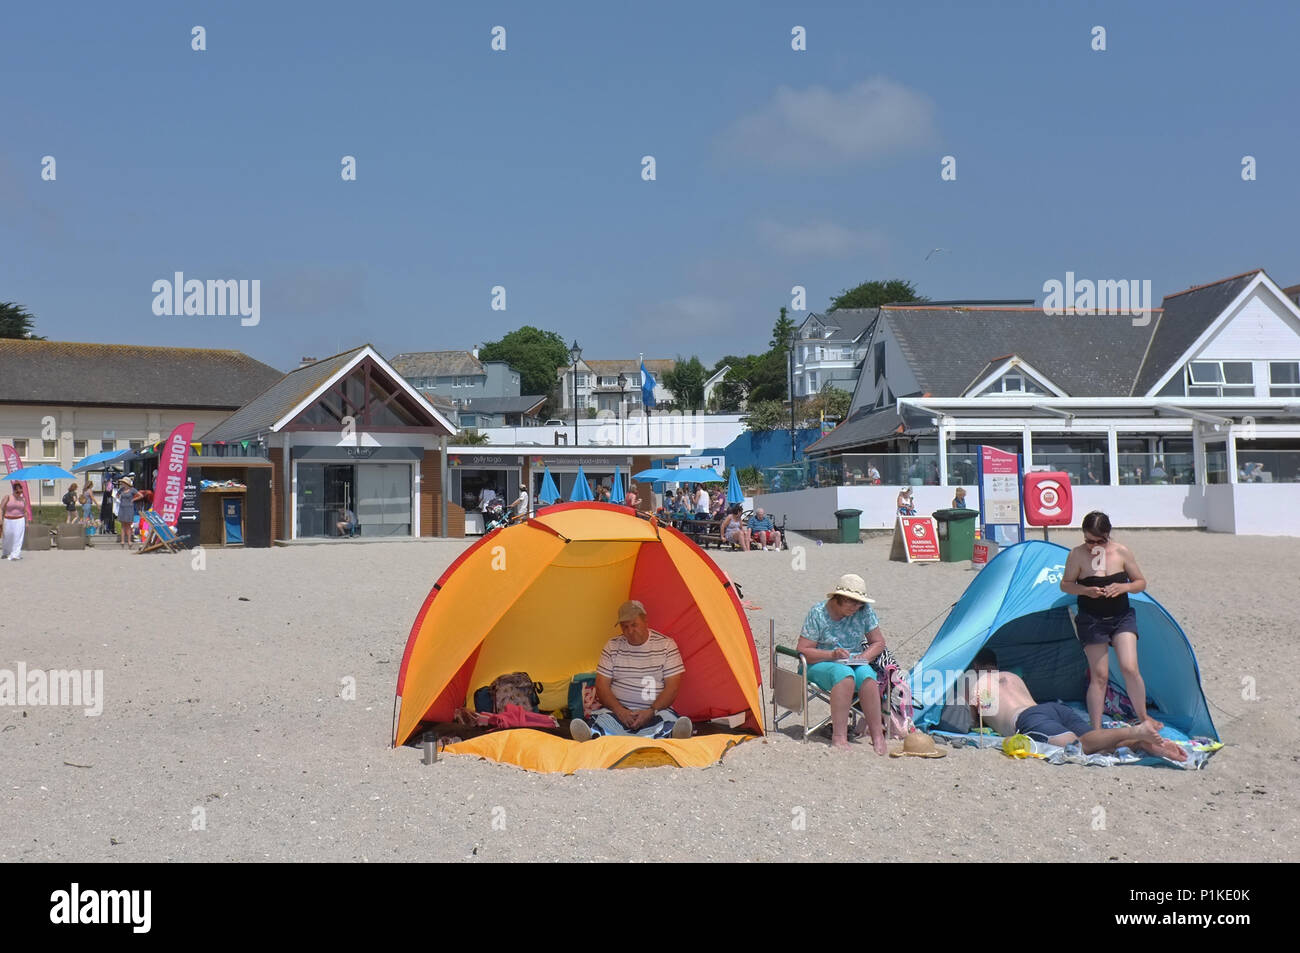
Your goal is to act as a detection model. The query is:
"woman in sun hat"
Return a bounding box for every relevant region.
[116,475,141,548]
[896,486,916,516]
[796,574,889,754]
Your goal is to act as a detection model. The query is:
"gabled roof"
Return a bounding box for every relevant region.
[962,355,1069,397]
[201,345,456,442]
[799,309,877,342]
[883,306,1155,398]
[0,340,282,408]
[390,350,486,378]
[1131,269,1265,396]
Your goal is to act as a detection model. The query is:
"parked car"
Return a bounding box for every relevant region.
[543,419,565,426]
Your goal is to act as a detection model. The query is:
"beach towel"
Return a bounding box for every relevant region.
[930,710,1220,770]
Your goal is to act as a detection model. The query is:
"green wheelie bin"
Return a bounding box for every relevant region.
[833,508,863,544]
[933,507,978,561]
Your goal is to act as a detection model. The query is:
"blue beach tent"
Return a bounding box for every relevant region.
[907,540,1218,741]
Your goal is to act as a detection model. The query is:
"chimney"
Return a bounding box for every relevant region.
[472,345,480,359]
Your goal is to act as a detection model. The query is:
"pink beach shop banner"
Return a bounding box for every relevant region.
[2,444,32,520]
[156,423,196,528]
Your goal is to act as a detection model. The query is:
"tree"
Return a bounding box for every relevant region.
[662,355,707,412]
[827,279,925,312]
[0,302,45,340]
[745,399,786,432]
[747,350,791,404]
[770,306,797,350]
[799,385,852,426]
[478,326,570,397]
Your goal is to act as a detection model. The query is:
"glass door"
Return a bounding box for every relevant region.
[356,463,411,536]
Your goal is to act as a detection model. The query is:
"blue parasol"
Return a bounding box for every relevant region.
[727,467,744,505]
[610,466,625,504]
[633,467,724,483]
[5,465,77,482]
[569,465,594,501]
[72,449,132,473]
[538,466,560,505]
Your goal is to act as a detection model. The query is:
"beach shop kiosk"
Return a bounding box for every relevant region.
[199,346,461,541]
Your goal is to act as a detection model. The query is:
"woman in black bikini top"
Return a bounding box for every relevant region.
[1076,570,1130,617]
[1061,510,1160,733]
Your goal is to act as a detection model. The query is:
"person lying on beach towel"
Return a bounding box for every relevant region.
[967,649,1186,762]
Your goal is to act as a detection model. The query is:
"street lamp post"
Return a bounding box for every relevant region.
[569,340,582,447]
[789,334,797,461]
[617,372,627,445]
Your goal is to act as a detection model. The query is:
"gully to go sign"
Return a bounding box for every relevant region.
[156,423,195,528]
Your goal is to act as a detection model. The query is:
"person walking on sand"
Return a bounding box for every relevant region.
[80,485,96,528]
[796,574,889,754]
[1,482,30,559]
[63,482,80,523]
[1061,511,1159,732]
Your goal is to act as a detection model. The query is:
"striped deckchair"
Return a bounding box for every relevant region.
[138,509,183,554]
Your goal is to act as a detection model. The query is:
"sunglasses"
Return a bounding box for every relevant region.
[1083,534,1107,545]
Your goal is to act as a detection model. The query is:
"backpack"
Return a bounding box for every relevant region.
[62,490,75,508]
[490,672,539,713]
[872,647,915,739]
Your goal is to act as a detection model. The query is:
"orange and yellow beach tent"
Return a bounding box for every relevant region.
[393,503,764,772]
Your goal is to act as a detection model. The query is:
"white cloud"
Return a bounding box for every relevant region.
[756,220,887,257]
[717,78,937,168]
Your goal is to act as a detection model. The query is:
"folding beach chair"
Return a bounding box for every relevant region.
[138,510,183,554]
[768,621,860,741]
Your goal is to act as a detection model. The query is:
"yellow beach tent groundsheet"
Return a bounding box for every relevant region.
[393,503,764,772]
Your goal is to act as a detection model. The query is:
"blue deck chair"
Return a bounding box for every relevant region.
[138,509,183,554]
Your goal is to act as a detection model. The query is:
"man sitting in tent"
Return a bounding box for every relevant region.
[968,650,1186,761]
[570,600,694,742]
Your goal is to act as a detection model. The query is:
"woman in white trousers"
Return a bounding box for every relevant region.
[2,482,30,559]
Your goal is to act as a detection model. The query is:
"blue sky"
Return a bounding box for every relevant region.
[3,0,1297,375]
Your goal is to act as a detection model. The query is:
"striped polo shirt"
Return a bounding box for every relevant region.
[597,631,685,711]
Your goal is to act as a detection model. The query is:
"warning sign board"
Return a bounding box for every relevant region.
[890,516,940,563]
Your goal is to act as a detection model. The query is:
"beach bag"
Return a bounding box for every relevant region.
[568,672,599,719]
[872,647,915,739]
[490,672,539,713]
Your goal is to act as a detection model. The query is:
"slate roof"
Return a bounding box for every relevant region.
[389,350,485,378]
[807,408,909,455]
[799,309,877,342]
[200,347,367,443]
[883,305,1157,398]
[0,340,282,408]
[1131,269,1263,396]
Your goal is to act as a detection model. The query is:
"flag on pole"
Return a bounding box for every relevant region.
[640,360,656,410]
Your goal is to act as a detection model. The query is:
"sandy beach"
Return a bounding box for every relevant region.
[1,529,1296,863]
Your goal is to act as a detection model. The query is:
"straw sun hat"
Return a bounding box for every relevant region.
[827,573,875,604]
[889,732,947,759]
